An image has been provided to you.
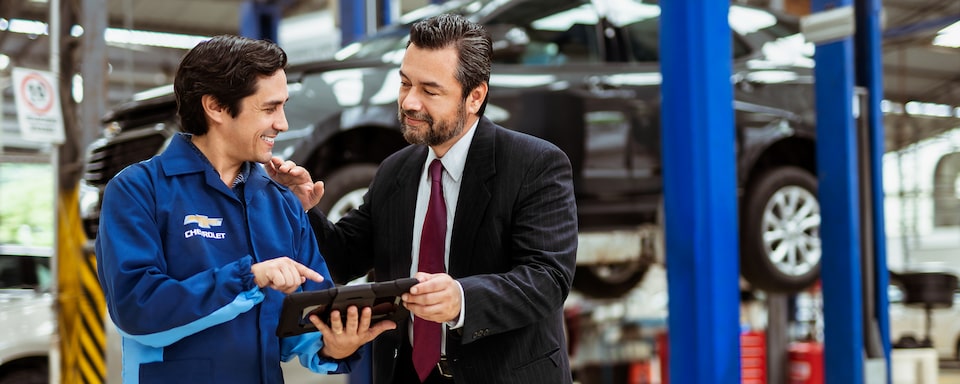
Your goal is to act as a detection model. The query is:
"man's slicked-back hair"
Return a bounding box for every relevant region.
[408,14,492,116]
[174,35,287,135]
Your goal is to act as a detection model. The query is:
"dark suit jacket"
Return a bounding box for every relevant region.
[312,117,577,384]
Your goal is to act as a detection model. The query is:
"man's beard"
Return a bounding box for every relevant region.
[398,103,467,147]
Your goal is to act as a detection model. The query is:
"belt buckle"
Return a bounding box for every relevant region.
[437,356,453,378]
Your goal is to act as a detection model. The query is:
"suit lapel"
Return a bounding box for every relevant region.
[388,147,428,279]
[449,118,496,277]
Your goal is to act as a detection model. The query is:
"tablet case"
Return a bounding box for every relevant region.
[276,277,419,337]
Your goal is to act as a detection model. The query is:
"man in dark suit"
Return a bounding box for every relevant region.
[289,14,577,384]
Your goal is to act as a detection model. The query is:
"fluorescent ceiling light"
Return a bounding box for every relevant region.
[905,101,956,118]
[884,100,960,118]
[932,20,960,48]
[133,84,174,101]
[105,28,209,49]
[0,18,208,49]
[730,5,778,35]
[6,18,48,35]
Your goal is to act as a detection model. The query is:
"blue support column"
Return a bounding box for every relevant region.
[239,0,282,42]
[660,1,740,384]
[339,0,368,46]
[810,1,864,383]
[379,0,393,27]
[855,0,891,381]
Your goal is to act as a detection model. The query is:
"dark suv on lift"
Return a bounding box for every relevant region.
[81,0,821,298]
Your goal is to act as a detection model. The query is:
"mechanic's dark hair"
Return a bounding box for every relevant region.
[408,14,492,117]
[174,35,287,135]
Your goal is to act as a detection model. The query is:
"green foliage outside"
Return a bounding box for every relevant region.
[0,162,54,246]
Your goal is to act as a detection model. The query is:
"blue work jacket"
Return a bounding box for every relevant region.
[95,134,349,383]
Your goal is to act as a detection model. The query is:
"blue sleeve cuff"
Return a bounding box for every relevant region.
[281,332,360,374]
[324,344,365,374]
[237,255,256,291]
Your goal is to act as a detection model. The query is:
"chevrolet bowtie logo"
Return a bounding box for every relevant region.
[183,214,223,229]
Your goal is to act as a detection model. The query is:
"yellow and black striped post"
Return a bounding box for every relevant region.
[57,187,106,383]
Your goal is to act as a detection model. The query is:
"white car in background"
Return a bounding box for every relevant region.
[0,245,53,384]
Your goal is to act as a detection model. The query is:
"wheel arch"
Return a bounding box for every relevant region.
[302,125,407,180]
[740,136,817,194]
[0,355,48,378]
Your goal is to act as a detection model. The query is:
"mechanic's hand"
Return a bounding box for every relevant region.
[250,257,324,294]
[266,157,325,210]
[311,305,397,359]
[402,272,462,324]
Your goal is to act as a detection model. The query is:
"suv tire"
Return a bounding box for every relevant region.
[573,263,650,299]
[740,166,821,293]
[317,164,379,223]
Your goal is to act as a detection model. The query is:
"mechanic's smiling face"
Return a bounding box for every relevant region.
[224,70,289,165]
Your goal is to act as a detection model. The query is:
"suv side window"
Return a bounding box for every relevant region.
[489,1,600,66]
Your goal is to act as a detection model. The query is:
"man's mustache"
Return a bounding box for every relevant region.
[400,110,433,125]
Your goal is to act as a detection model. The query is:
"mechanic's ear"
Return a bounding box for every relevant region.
[467,82,488,115]
[202,94,226,124]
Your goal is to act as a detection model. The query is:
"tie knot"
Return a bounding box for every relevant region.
[429,159,443,184]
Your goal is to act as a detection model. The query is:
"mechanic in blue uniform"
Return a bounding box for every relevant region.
[94,35,392,383]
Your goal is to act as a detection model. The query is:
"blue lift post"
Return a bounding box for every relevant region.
[855,0,891,381]
[808,0,867,382]
[239,0,283,42]
[379,0,394,27]
[854,0,892,381]
[660,1,741,383]
[340,0,369,46]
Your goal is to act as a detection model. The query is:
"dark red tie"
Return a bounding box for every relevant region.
[413,159,446,382]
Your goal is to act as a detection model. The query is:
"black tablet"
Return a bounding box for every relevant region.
[276,277,419,337]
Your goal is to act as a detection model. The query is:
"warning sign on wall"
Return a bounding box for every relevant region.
[12,67,65,144]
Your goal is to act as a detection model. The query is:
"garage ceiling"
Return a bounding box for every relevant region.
[7,0,328,37]
[0,0,958,149]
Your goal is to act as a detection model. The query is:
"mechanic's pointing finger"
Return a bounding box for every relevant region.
[297,263,324,283]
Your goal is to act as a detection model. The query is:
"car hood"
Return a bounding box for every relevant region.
[0,290,54,358]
